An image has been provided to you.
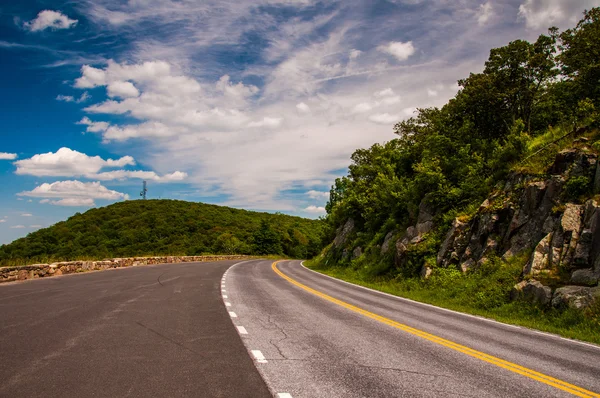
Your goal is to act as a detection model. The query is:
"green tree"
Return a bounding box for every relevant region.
[252,220,283,255]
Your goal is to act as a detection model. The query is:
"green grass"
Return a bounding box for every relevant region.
[514,127,600,175]
[305,256,600,345]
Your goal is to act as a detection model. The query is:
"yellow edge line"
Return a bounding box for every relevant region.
[272,261,600,398]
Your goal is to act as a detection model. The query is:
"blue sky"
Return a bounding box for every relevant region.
[0,0,598,244]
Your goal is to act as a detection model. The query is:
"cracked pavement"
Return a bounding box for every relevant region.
[226,260,600,398]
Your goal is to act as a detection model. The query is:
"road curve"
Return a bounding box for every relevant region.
[0,260,271,398]
[225,259,600,398]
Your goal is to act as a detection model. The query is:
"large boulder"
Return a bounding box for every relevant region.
[333,219,355,249]
[524,233,552,275]
[570,268,600,286]
[437,218,469,268]
[380,230,396,255]
[551,286,595,309]
[511,280,552,306]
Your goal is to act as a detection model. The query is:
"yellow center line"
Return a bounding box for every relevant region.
[271,261,600,398]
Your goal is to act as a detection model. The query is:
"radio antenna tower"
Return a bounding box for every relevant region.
[140,180,147,200]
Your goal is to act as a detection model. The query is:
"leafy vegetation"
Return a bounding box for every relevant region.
[0,199,328,265]
[312,9,600,342]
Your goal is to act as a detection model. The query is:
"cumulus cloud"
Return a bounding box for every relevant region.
[369,113,400,125]
[248,117,283,128]
[518,0,597,29]
[478,2,494,26]
[296,102,311,113]
[10,225,25,229]
[378,41,415,61]
[374,88,395,98]
[13,147,186,182]
[307,190,329,199]
[77,117,110,133]
[0,153,17,160]
[107,81,140,98]
[21,180,129,207]
[304,205,326,213]
[352,102,373,114]
[24,10,78,32]
[40,198,96,207]
[15,147,134,177]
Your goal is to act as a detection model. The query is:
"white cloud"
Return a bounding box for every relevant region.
[107,81,140,98]
[77,91,91,103]
[78,117,110,133]
[29,225,43,228]
[15,147,135,177]
[24,10,78,32]
[20,213,33,217]
[248,117,283,128]
[352,102,373,114]
[216,75,258,106]
[93,170,187,182]
[304,205,326,213]
[368,113,400,125]
[56,94,74,102]
[296,102,311,113]
[378,41,415,61]
[427,88,438,97]
[0,220,5,223]
[0,153,17,160]
[10,225,25,229]
[380,96,401,106]
[14,147,185,182]
[478,2,494,26]
[20,180,129,207]
[41,198,96,207]
[374,88,395,98]
[307,190,329,199]
[349,49,362,59]
[518,0,597,29]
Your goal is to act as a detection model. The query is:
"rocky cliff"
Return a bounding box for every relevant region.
[328,146,600,310]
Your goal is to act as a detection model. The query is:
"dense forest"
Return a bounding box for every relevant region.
[0,200,328,265]
[324,8,600,265]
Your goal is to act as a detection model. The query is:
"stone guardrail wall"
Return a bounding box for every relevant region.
[0,255,253,284]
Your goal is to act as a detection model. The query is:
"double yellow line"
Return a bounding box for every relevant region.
[272,261,600,398]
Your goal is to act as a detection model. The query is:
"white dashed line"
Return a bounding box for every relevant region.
[229,311,237,318]
[237,326,248,335]
[251,350,267,363]
[222,295,228,298]
[277,394,293,398]
[222,289,227,293]
[225,302,232,307]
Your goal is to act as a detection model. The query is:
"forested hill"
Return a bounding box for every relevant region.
[317,9,600,317]
[0,200,328,265]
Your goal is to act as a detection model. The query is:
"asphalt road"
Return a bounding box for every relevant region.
[0,260,271,398]
[225,259,600,398]
[2,259,600,398]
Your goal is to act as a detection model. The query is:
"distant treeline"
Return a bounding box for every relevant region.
[0,199,329,265]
